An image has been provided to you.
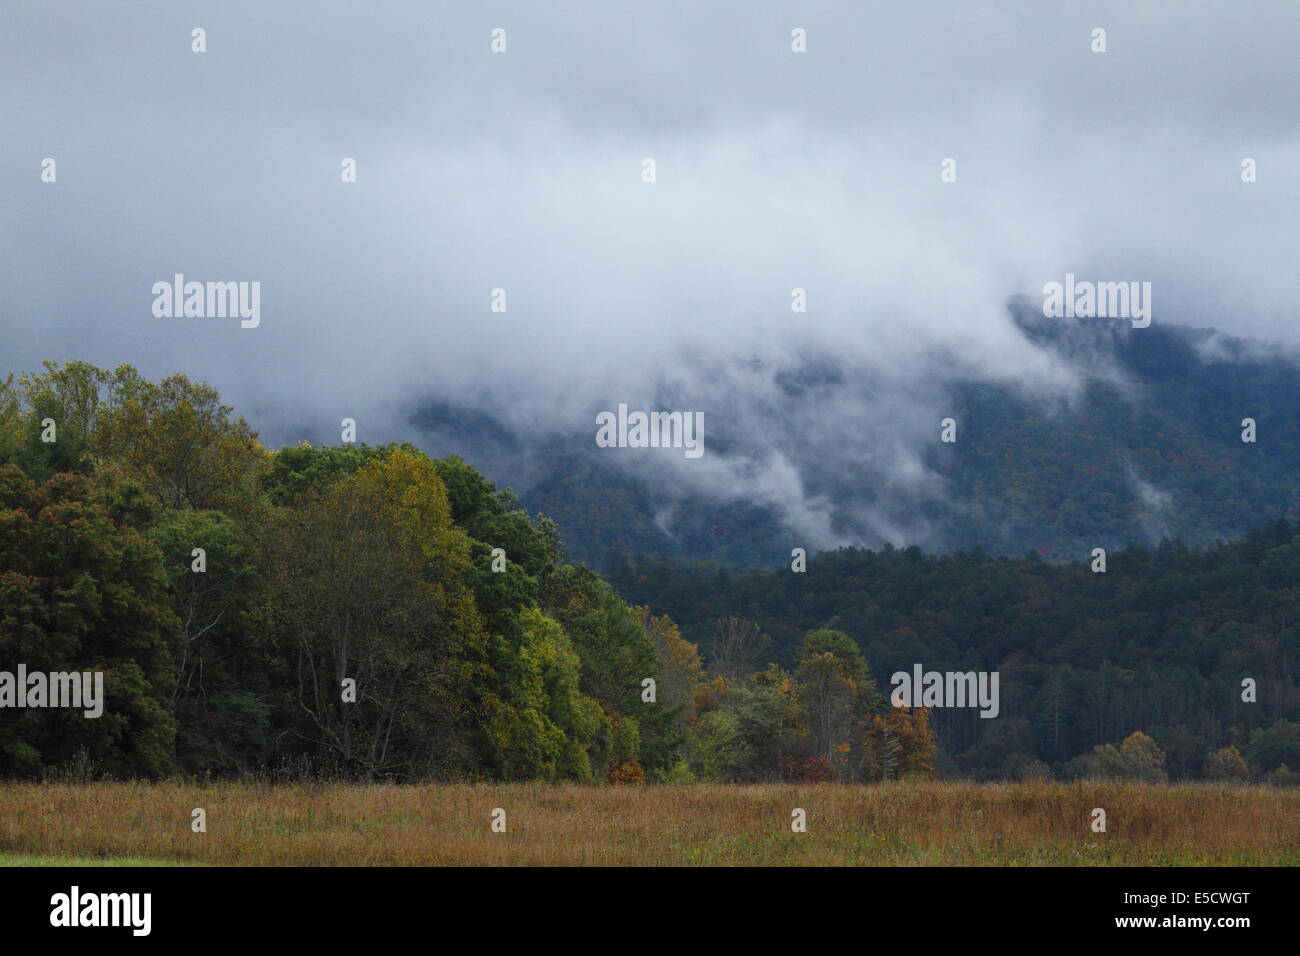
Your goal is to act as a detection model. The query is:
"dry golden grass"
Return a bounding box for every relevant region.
[1,780,1295,866]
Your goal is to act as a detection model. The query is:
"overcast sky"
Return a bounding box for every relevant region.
[3,1,1298,543]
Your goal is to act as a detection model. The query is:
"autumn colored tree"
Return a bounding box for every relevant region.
[634,608,704,721]
[1119,731,1168,784]
[1203,745,1250,781]
[94,372,267,513]
[258,448,488,778]
[792,630,884,779]
[860,707,938,781]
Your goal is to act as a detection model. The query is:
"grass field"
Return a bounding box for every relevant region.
[1,781,1295,866]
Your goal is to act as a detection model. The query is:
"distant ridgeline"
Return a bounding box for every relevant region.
[406,311,1300,570]
[2,360,1297,784]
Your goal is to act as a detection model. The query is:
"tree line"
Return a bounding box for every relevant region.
[0,361,936,782]
[607,529,1300,783]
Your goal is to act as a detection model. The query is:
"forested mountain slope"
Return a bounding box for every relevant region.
[607,533,1300,781]
[409,310,1300,569]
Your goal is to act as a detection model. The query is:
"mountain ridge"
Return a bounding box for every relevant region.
[407,308,1300,570]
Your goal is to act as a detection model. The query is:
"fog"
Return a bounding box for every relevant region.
[4,1,1297,547]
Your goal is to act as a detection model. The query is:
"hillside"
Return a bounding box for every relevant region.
[3,360,1298,786]
[409,309,1300,569]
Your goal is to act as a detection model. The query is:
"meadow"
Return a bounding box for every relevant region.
[1,781,1295,866]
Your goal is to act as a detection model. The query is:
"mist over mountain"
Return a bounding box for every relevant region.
[6,2,1300,492]
[406,306,1300,569]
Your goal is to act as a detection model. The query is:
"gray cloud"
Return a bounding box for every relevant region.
[4,1,1298,548]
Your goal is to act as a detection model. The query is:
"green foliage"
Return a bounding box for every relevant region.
[612,526,1300,782]
[688,710,751,782]
[488,608,607,781]
[1247,720,1300,774]
[0,466,179,777]
[149,508,267,774]
[5,359,1299,785]
[260,442,392,505]
[1062,731,1168,783]
[542,566,678,774]
[0,361,687,782]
